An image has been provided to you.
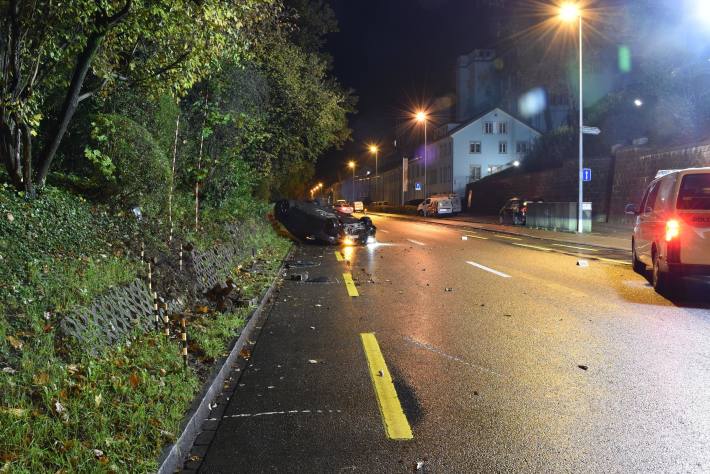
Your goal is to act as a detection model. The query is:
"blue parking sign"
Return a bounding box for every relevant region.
[582,168,592,182]
[415,182,422,191]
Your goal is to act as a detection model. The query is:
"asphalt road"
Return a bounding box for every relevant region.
[188,214,710,473]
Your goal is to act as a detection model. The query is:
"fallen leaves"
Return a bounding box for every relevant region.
[6,212,14,223]
[129,371,140,389]
[5,336,22,351]
[54,400,69,422]
[0,407,28,417]
[32,372,50,386]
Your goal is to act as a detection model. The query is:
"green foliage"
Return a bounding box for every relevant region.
[524,127,576,171]
[191,310,247,361]
[84,114,170,213]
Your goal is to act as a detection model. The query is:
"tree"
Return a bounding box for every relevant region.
[0,0,277,195]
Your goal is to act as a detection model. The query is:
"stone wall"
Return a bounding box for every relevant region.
[608,143,710,224]
[465,156,613,221]
[465,141,710,224]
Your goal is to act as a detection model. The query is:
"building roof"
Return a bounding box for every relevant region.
[446,107,543,138]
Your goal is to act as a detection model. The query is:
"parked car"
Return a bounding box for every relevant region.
[417,196,453,216]
[353,201,364,212]
[334,200,354,214]
[372,201,390,206]
[499,198,527,225]
[626,167,710,294]
[431,193,462,214]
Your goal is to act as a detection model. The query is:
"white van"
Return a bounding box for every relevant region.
[627,167,710,294]
[417,196,453,217]
[431,193,462,214]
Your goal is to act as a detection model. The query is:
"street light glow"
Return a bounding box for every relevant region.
[369,144,379,154]
[513,160,521,167]
[348,161,355,169]
[415,111,428,122]
[559,3,581,22]
[634,98,643,107]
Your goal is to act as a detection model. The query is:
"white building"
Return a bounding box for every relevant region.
[405,107,542,201]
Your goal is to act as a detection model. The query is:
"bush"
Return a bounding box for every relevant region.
[84,114,170,214]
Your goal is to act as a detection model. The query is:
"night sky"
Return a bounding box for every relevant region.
[320,0,499,182]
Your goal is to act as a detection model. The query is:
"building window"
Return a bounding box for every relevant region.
[516,141,531,154]
[484,122,494,134]
[469,165,481,182]
[469,141,481,154]
[499,141,508,154]
[497,122,507,134]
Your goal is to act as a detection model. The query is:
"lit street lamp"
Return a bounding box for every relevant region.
[348,161,356,202]
[559,2,585,233]
[369,144,379,201]
[415,110,428,216]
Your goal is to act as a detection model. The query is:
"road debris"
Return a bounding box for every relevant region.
[577,260,589,267]
[577,365,588,371]
[308,359,318,364]
[445,287,453,292]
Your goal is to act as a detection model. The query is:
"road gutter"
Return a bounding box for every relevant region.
[156,246,293,474]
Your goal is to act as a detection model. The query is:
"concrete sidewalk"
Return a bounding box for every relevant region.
[365,212,632,252]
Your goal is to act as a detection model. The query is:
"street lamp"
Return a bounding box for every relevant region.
[559,2,585,233]
[369,144,379,201]
[414,110,429,215]
[348,161,356,202]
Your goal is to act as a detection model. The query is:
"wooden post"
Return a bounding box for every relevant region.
[140,241,145,262]
[152,291,159,331]
[161,302,170,337]
[181,317,188,368]
[147,261,152,293]
[179,244,184,271]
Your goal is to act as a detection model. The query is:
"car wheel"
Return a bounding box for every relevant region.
[652,250,673,295]
[631,239,645,274]
[418,210,424,216]
[499,215,504,224]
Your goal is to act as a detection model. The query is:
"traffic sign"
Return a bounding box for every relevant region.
[582,126,601,136]
[415,182,422,191]
[582,168,592,182]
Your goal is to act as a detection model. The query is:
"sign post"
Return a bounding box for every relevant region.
[582,168,592,182]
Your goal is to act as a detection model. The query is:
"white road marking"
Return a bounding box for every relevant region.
[512,243,552,252]
[464,234,488,240]
[552,243,598,252]
[594,257,632,266]
[402,336,502,377]
[407,238,425,246]
[494,234,522,241]
[378,229,390,233]
[466,260,511,278]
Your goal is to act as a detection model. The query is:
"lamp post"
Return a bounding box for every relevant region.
[348,161,356,202]
[560,3,584,233]
[415,111,428,215]
[369,144,379,201]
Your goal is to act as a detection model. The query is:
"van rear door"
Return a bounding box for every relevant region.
[675,171,710,265]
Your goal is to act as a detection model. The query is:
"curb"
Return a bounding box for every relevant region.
[366,211,630,252]
[156,246,292,474]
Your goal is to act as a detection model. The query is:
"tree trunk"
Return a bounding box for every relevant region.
[20,122,33,196]
[35,31,105,188]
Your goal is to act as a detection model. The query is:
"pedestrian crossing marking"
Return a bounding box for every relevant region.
[335,251,344,262]
[360,333,413,440]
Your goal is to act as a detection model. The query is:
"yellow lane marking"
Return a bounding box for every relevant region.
[512,243,552,252]
[342,272,359,296]
[464,234,488,240]
[494,234,523,241]
[335,251,344,262]
[551,243,598,252]
[593,257,632,266]
[360,333,413,440]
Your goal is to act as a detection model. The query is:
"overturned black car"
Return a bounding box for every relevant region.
[274,199,376,245]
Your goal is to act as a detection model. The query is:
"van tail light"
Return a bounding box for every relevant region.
[665,219,680,242]
[666,219,681,263]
